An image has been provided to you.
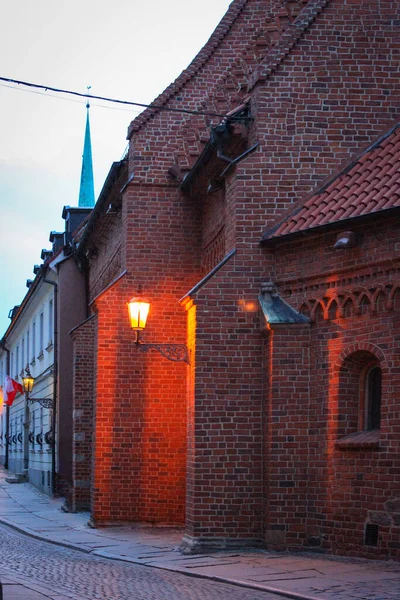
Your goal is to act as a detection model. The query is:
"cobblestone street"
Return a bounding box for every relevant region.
[0,525,281,600]
[1,471,400,600]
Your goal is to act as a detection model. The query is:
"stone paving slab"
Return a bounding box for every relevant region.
[1,584,51,599]
[1,466,400,600]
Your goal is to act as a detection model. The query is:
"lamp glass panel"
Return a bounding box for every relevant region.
[128,300,150,330]
[22,376,34,394]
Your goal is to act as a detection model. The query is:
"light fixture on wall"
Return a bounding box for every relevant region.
[127,297,189,363]
[333,231,356,249]
[22,367,53,408]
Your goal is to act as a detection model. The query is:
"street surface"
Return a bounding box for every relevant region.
[0,524,284,600]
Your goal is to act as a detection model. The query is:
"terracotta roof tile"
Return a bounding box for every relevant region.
[263,124,400,242]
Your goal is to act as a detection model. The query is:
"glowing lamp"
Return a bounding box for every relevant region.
[22,370,34,395]
[22,367,53,408]
[127,298,150,331]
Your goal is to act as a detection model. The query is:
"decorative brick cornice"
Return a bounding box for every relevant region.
[278,259,400,297]
[128,0,249,137]
[248,0,331,90]
[295,281,400,322]
[128,0,330,138]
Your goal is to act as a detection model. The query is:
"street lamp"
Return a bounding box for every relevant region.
[22,367,53,409]
[22,369,34,395]
[127,297,151,342]
[127,297,189,364]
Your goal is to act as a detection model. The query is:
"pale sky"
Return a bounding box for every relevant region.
[0,0,231,336]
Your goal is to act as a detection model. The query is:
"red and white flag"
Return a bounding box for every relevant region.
[1,375,23,407]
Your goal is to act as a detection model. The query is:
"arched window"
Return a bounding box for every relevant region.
[336,350,383,448]
[365,366,381,430]
[337,350,382,439]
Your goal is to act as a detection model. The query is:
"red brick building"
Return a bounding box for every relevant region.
[70,0,400,560]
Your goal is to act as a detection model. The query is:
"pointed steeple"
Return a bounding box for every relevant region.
[78,101,95,208]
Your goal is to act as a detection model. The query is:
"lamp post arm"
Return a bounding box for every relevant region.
[26,396,53,409]
[137,342,190,364]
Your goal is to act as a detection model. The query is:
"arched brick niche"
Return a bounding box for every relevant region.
[334,344,387,447]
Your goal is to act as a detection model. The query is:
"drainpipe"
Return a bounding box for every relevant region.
[0,342,10,470]
[43,278,58,496]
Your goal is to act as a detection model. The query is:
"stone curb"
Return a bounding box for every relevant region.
[0,517,92,554]
[94,550,323,600]
[0,518,320,600]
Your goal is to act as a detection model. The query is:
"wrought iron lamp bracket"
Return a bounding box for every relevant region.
[26,397,53,409]
[136,341,190,364]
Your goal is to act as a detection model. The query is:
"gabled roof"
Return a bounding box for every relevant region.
[261,123,400,244]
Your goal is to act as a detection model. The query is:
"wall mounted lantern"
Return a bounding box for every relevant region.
[127,297,189,364]
[22,367,53,408]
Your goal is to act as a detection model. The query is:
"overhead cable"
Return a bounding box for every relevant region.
[0,82,141,113]
[0,76,227,118]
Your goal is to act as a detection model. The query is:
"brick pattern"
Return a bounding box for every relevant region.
[298,282,400,322]
[70,316,96,511]
[181,0,399,555]
[185,258,264,541]
[264,323,311,549]
[202,189,226,273]
[271,215,400,559]
[87,214,123,304]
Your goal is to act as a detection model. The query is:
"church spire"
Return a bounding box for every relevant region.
[78,100,95,208]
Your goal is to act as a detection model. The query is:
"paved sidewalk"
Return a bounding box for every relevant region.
[0,467,399,600]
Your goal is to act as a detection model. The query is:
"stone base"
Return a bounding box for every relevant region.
[5,472,28,484]
[179,534,263,555]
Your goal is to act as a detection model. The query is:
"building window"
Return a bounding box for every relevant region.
[48,299,53,343]
[365,366,381,430]
[32,322,36,360]
[336,350,382,449]
[27,330,30,365]
[16,345,19,378]
[39,312,44,356]
[21,337,25,374]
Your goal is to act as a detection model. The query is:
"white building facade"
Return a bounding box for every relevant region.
[0,268,56,494]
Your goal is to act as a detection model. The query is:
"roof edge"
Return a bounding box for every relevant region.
[261,121,400,244]
[261,206,400,247]
[180,249,236,302]
[76,160,126,256]
[248,0,333,91]
[127,0,249,137]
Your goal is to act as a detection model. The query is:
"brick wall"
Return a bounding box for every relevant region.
[269,215,400,559]
[181,253,264,551]
[178,0,399,552]
[78,160,201,523]
[74,0,400,558]
[70,315,96,512]
[264,323,311,550]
